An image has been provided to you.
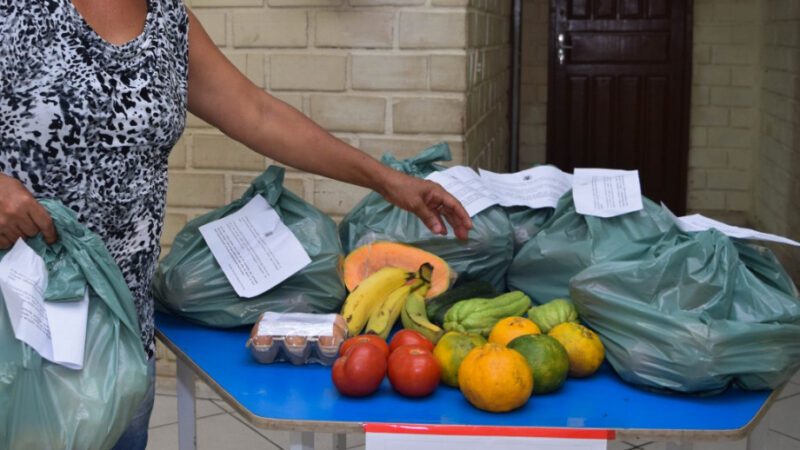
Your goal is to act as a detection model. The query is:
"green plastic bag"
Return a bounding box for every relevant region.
[0,200,148,450]
[506,206,554,254]
[506,192,680,304]
[339,143,514,291]
[570,230,800,394]
[153,166,346,327]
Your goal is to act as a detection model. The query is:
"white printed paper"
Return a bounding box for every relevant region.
[676,214,800,246]
[426,168,496,217]
[366,433,608,450]
[0,239,89,370]
[256,312,338,337]
[200,195,311,298]
[572,169,643,218]
[479,166,573,209]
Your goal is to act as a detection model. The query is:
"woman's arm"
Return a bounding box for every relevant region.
[185,10,471,239]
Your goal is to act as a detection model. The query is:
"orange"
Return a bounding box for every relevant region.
[457,343,533,412]
[548,322,605,378]
[433,331,487,387]
[488,316,541,346]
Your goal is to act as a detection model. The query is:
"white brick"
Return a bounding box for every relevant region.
[224,52,266,87]
[399,12,467,49]
[359,138,464,164]
[189,0,261,6]
[315,12,394,48]
[313,179,371,215]
[710,87,754,107]
[706,169,749,190]
[431,55,468,92]
[271,55,346,91]
[393,98,464,134]
[691,106,728,126]
[169,137,187,169]
[310,95,386,133]
[193,134,269,170]
[194,10,226,46]
[269,0,340,5]
[350,0,423,4]
[687,191,725,210]
[351,55,427,91]
[233,11,307,48]
[161,213,188,246]
[167,173,226,208]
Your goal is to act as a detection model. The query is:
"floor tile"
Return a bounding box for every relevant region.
[149,394,224,428]
[196,414,280,450]
[154,376,220,401]
[768,394,800,440]
[779,382,800,399]
[146,423,179,450]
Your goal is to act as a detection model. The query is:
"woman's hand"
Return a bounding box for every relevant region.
[0,174,57,249]
[378,171,472,240]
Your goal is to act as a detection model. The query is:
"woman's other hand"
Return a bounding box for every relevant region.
[378,171,472,240]
[0,174,57,249]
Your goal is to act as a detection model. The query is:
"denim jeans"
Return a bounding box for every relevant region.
[111,356,156,450]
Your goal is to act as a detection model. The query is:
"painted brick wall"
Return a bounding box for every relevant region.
[162,0,514,255]
[519,0,760,222]
[754,0,800,279]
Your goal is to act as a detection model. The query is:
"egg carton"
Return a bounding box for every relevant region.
[247,312,347,366]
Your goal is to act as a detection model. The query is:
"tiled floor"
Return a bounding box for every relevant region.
[146,370,800,450]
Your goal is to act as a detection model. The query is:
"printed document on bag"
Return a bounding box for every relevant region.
[0,239,89,370]
[572,169,643,217]
[676,214,800,246]
[200,195,311,298]
[479,166,572,209]
[426,167,496,217]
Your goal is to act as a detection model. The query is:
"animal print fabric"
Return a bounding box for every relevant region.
[0,0,189,358]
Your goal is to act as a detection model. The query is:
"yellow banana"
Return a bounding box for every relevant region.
[366,279,431,340]
[401,284,444,344]
[340,266,415,336]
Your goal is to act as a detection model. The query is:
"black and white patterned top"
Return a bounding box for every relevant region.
[0,0,189,358]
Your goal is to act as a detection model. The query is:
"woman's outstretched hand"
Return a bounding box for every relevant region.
[0,174,57,249]
[378,171,472,240]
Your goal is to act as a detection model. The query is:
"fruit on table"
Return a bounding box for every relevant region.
[507,334,569,394]
[331,342,387,397]
[458,343,533,413]
[400,286,444,343]
[339,335,389,360]
[365,264,432,340]
[389,329,434,354]
[443,291,532,337]
[527,298,579,333]
[433,331,487,387]
[340,266,416,336]
[342,241,452,298]
[387,345,441,397]
[425,280,497,326]
[548,322,605,378]
[488,316,541,346]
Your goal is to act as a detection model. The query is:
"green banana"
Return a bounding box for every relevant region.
[341,266,416,336]
[401,285,444,344]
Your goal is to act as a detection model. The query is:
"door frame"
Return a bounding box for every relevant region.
[544,0,694,214]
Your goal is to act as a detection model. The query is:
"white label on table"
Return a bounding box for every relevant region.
[365,424,611,450]
[479,165,573,209]
[0,239,89,370]
[572,168,643,218]
[200,195,311,298]
[426,168,496,217]
[676,214,800,247]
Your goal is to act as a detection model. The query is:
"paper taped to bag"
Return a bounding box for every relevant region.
[200,195,311,298]
[572,168,643,218]
[0,239,88,370]
[677,214,800,246]
[425,168,495,217]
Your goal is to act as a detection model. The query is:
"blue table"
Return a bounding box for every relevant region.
[155,312,776,449]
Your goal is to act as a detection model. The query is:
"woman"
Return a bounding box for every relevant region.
[0,1,471,448]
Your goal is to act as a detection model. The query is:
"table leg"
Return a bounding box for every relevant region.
[289,431,315,450]
[333,434,346,450]
[177,359,197,450]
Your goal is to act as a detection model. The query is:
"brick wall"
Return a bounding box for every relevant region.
[753,0,800,279]
[163,0,514,256]
[518,0,760,223]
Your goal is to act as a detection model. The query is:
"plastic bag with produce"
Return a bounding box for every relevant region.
[570,230,800,394]
[339,143,514,292]
[153,166,346,327]
[0,200,148,450]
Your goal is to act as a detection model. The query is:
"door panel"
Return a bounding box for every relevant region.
[547,0,692,213]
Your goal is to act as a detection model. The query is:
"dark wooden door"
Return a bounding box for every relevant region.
[546,0,692,213]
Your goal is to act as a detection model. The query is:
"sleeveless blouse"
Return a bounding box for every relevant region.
[0,0,189,358]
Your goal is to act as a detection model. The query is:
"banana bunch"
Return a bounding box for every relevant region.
[400,286,444,343]
[341,264,433,337]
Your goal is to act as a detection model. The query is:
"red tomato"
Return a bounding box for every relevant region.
[389,329,434,354]
[331,343,387,397]
[387,345,441,397]
[339,335,390,360]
